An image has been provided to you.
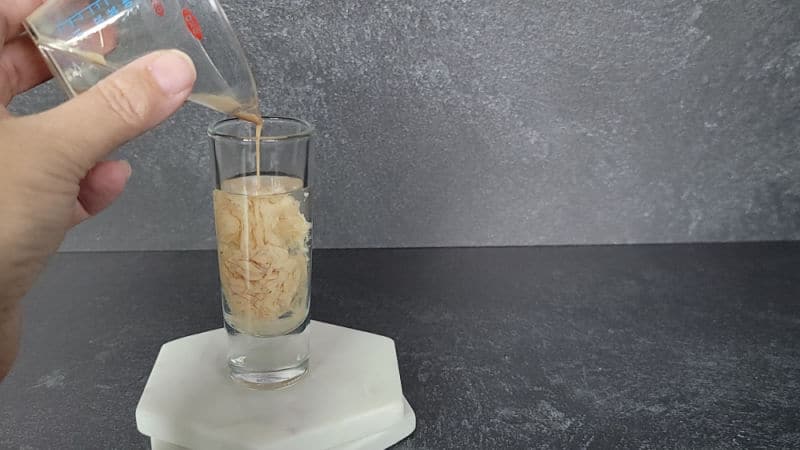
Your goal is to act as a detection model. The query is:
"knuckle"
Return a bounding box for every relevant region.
[97,77,150,126]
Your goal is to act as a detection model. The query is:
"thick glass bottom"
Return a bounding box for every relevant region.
[225,320,311,390]
[229,359,309,390]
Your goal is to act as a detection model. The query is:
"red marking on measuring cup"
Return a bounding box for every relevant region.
[152,0,165,17]
[182,8,203,40]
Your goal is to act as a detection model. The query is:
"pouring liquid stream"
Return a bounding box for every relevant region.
[192,94,264,185]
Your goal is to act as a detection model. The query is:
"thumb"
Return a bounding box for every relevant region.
[35,49,196,171]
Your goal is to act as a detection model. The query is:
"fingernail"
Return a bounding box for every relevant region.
[148,50,197,95]
[121,160,132,180]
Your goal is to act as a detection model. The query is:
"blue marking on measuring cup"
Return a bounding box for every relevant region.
[55,0,133,37]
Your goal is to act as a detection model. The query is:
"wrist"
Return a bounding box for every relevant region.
[0,216,51,308]
[0,300,22,381]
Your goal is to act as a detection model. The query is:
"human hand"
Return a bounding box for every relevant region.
[0,1,197,380]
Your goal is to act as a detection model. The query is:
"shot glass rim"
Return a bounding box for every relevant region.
[208,116,315,143]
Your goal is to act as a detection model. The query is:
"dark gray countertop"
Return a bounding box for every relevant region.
[1,244,799,448]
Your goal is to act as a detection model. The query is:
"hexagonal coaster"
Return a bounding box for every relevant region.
[136,321,415,450]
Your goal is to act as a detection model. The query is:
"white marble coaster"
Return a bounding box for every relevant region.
[136,321,415,450]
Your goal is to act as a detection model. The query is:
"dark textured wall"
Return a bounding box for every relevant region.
[12,0,800,250]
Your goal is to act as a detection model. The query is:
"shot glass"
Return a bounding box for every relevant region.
[209,116,313,389]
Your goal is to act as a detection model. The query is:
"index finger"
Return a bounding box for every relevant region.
[0,0,46,42]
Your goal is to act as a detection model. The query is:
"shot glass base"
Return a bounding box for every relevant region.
[229,359,309,390]
[225,320,311,389]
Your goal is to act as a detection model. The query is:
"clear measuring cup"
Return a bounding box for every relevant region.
[24,0,259,117]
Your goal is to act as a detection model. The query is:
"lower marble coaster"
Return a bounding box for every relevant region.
[136,321,416,450]
[149,397,416,450]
